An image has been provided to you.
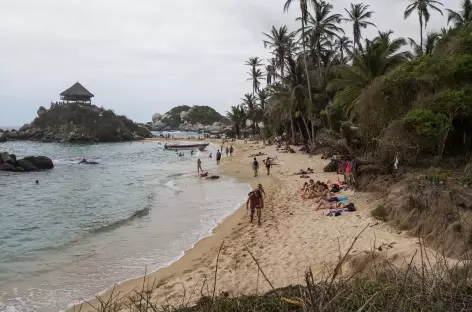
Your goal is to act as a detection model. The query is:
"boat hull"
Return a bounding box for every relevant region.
[164,143,209,151]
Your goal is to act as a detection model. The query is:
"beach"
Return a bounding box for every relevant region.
[68,139,433,312]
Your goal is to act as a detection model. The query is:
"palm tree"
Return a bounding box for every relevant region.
[446,0,472,28]
[330,33,410,113]
[301,1,344,69]
[265,58,277,85]
[245,57,264,95]
[408,32,441,56]
[404,0,443,56]
[343,3,376,51]
[334,36,353,64]
[227,105,246,138]
[257,89,269,112]
[263,26,293,78]
[283,0,314,130]
[241,93,259,135]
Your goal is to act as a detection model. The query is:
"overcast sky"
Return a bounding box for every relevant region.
[0,0,459,126]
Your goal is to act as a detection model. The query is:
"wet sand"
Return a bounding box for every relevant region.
[69,139,430,311]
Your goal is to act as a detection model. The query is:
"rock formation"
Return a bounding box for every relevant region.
[0,152,54,172]
[0,103,153,143]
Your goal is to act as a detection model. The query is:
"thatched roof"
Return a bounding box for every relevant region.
[60,82,94,97]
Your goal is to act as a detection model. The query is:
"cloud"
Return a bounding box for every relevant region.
[0,0,459,126]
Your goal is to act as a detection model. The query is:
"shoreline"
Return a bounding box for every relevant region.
[67,140,433,312]
[66,140,256,312]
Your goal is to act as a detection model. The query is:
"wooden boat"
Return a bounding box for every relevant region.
[164,143,209,151]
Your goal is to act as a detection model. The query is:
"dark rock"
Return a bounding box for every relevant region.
[0,152,11,163]
[79,159,99,165]
[0,133,6,142]
[7,154,17,165]
[0,163,15,171]
[23,156,54,169]
[16,159,38,171]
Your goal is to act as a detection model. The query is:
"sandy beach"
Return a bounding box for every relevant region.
[70,139,431,311]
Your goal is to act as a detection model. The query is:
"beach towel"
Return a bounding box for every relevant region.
[327,209,344,216]
[337,196,349,202]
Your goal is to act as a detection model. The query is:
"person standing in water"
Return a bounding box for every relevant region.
[197,158,203,174]
[246,190,264,225]
[216,150,222,165]
[252,157,259,177]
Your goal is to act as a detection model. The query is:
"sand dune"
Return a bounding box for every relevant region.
[70,140,431,311]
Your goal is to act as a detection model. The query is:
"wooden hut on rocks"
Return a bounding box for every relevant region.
[59,82,94,104]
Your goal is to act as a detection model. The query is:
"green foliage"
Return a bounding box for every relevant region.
[162,105,225,128]
[425,168,452,183]
[32,103,151,141]
[371,205,388,221]
[401,109,450,140]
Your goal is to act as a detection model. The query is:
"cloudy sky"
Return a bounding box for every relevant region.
[0,0,459,126]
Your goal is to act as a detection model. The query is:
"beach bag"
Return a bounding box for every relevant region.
[330,184,340,193]
[346,203,356,212]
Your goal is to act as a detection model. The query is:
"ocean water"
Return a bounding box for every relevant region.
[0,139,250,312]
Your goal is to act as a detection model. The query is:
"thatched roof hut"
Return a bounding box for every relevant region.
[60,82,94,104]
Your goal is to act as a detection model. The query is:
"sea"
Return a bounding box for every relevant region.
[0,133,250,312]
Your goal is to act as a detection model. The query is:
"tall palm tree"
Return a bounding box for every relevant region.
[263,26,293,79]
[301,1,344,69]
[257,89,269,112]
[245,57,264,95]
[330,33,410,113]
[343,3,376,52]
[334,36,353,64]
[446,0,472,28]
[265,58,277,85]
[408,32,441,56]
[283,0,314,129]
[241,93,259,135]
[404,0,443,56]
[227,105,246,138]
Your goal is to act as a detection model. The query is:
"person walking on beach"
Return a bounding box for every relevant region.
[197,158,203,174]
[265,157,272,175]
[225,147,229,157]
[246,189,264,225]
[230,146,234,156]
[252,157,259,177]
[216,150,222,165]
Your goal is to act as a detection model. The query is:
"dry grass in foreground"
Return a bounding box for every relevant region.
[73,226,472,312]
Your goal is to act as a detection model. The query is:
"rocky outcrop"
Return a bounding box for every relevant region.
[0,152,54,172]
[151,105,230,132]
[0,103,153,143]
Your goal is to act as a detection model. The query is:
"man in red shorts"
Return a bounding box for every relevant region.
[246,189,264,225]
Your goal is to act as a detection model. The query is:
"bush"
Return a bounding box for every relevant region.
[371,205,388,221]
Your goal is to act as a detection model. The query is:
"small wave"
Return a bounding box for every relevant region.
[164,180,182,193]
[167,172,186,178]
[89,207,151,235]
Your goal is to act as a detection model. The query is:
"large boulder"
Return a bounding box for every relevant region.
[16,159,38,171]
[0,152,11,163]
[0,133,6,142]
[0,163,16,171]
[23,156,54,169]
[135,125,152,138]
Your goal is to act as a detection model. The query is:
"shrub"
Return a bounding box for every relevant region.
[371,205,388,221]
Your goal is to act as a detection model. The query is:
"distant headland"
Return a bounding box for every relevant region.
[0,82,152,143]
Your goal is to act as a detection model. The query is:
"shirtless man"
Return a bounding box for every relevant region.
[197,158,203,174]
[246,190,264,225]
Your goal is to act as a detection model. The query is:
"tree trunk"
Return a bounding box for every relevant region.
[419,13,424,55]
[297,121,305,142]
[290,114,296,145]
[301,114,312,144]
[300,13,314,146]
[310,114,316,149]
[236,125,240,138]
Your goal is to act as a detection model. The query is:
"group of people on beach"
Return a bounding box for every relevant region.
[251,157,273,177]
[300,179,354,213]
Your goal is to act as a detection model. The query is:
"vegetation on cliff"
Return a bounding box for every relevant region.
[158,105,226,129]
[228,0,472,167]
[3,103,152,142]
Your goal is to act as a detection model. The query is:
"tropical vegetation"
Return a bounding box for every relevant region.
[227,0,472,165]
